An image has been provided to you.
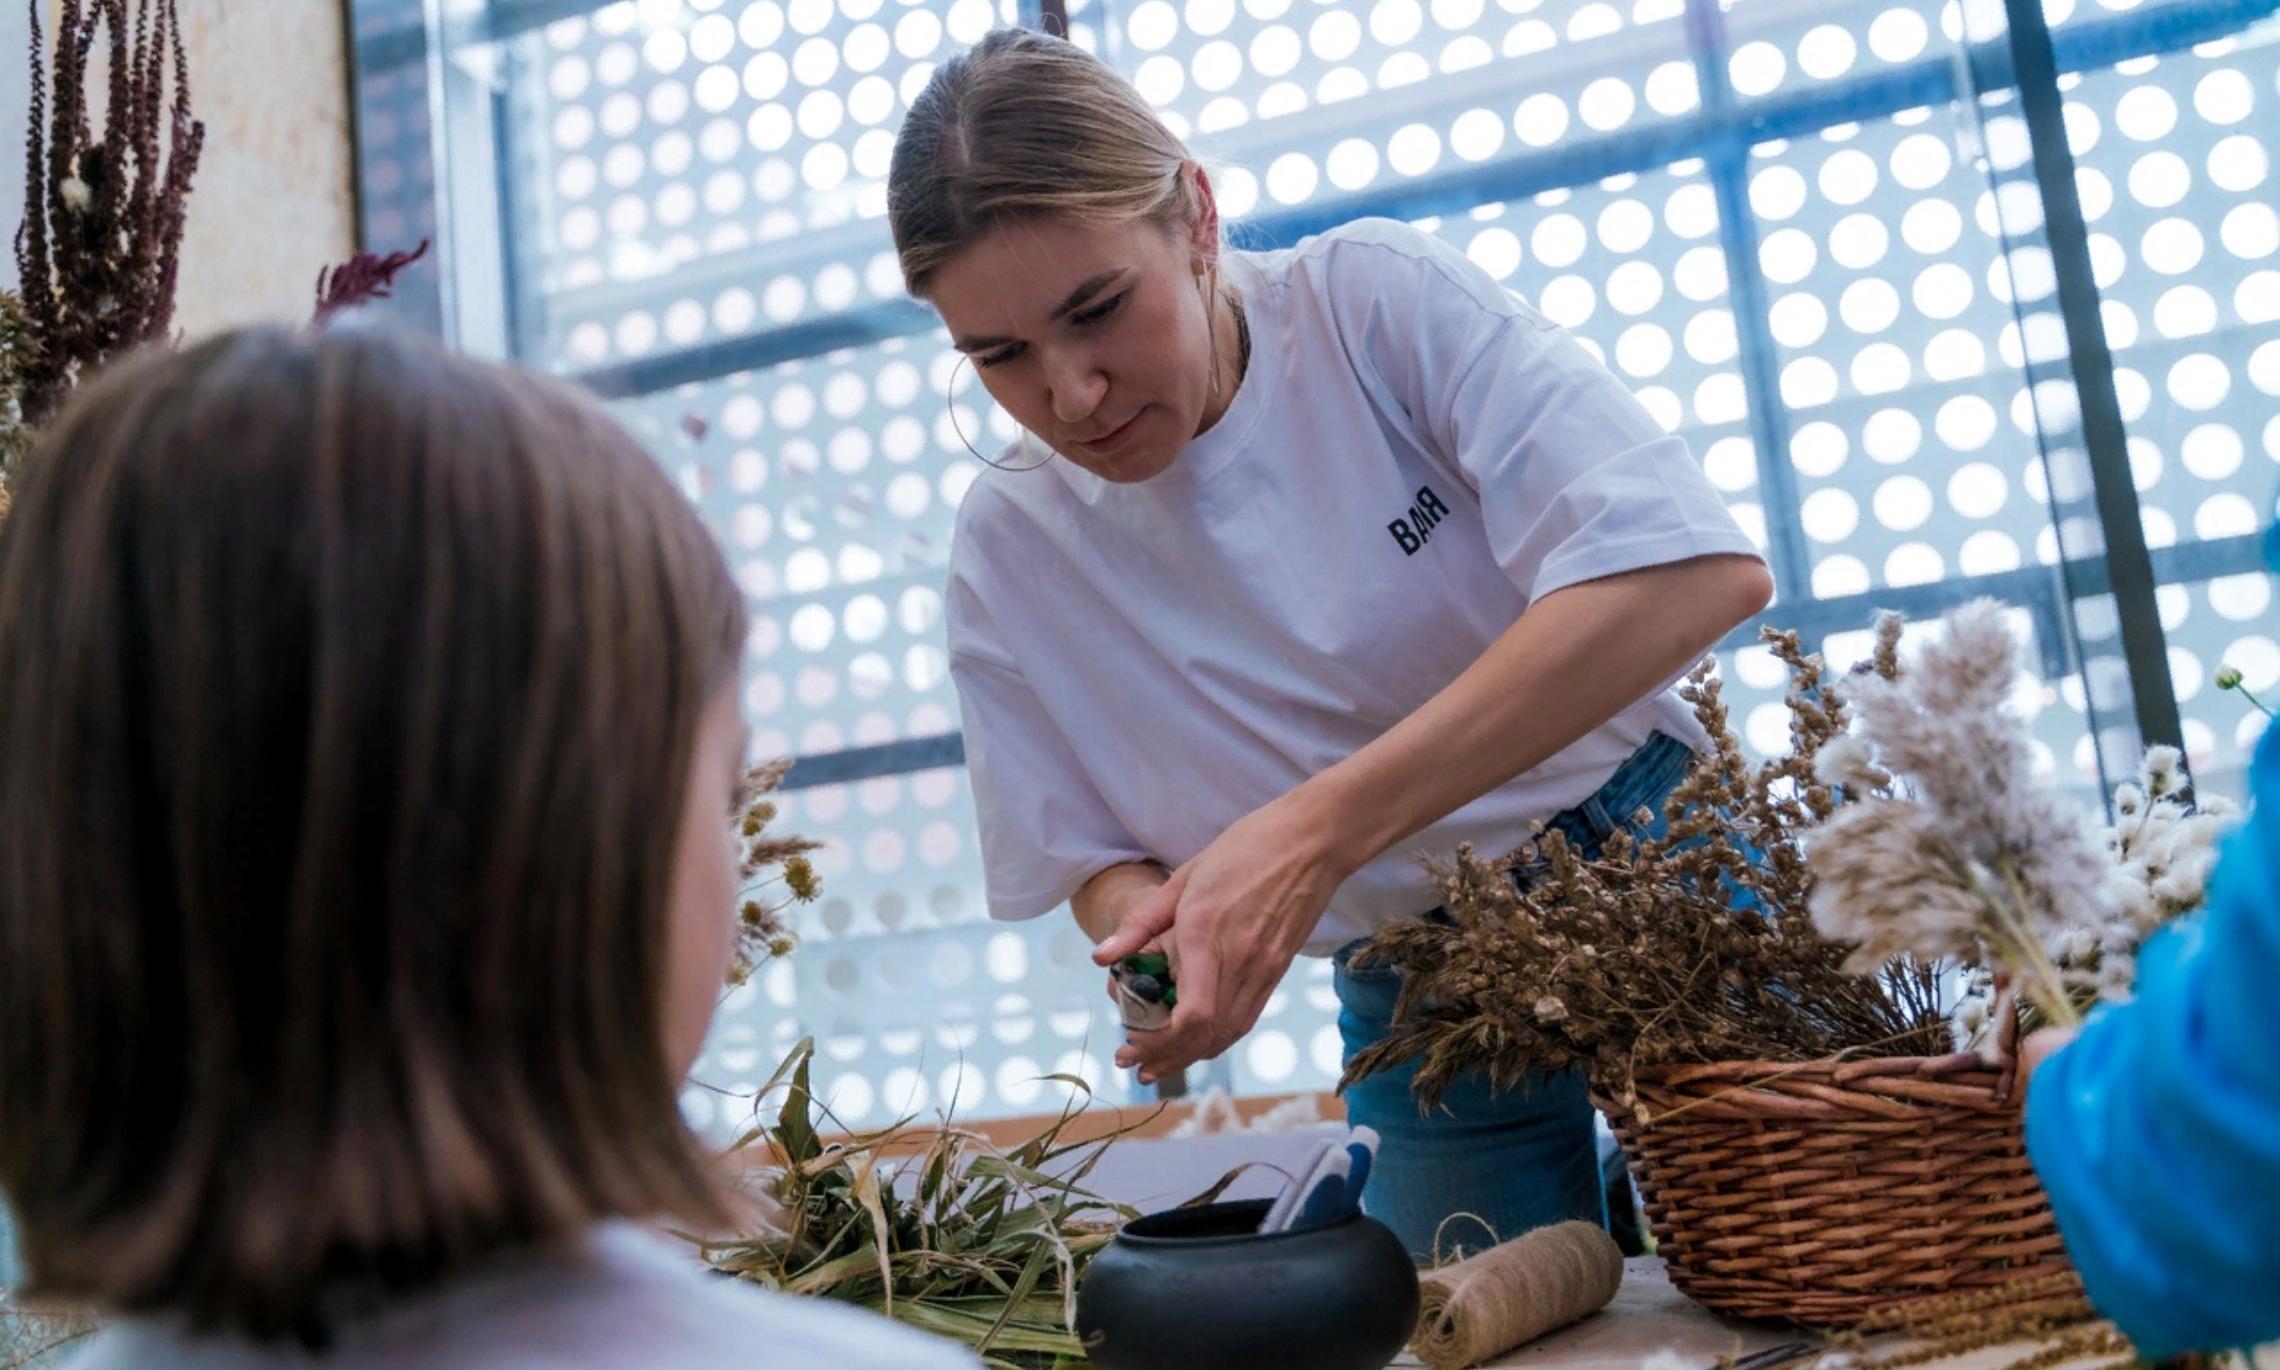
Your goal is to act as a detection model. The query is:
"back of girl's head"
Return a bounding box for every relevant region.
[887,27,1206,294]
[0,326,742,1340]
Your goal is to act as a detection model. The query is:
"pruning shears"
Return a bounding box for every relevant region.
[1110,951,1178,1032]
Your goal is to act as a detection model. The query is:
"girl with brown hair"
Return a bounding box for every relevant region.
[0,327,974,1369]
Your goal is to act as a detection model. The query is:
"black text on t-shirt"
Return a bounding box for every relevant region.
[1388,484,1451,556]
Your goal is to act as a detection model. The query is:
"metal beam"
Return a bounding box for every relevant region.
[1714,532,2269,672]
[782,732,967,792]
[1998,0,2185,757]
[577,300,939,399]
[767,532,2270,794]
[1681,0,1814,603]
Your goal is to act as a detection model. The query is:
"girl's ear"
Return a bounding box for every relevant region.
[1184,161,1221,273]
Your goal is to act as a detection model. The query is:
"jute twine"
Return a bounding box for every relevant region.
[1409,1221,1624,1370]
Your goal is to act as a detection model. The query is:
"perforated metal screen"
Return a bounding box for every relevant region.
[352,0,2278,1128]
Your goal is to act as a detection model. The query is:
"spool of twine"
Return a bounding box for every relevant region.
[1409,1221,1625,1370]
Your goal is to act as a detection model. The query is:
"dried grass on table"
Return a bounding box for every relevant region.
[1738,1270,2212,1370]
[694,1039,1198,1369]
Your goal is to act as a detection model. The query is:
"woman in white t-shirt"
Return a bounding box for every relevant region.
[888,29,1771,1256]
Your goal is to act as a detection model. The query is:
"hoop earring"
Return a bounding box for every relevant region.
[946,354,1053,473]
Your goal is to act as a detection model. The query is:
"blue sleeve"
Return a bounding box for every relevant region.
[2024,717,2280,1355]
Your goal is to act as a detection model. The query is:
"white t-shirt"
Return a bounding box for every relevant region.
[947,218,1761,955]
[64,1222,978,1370]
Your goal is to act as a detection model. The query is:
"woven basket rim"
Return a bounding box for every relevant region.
[1591,1049,2023,1127]
[1630,1048,2005,1088]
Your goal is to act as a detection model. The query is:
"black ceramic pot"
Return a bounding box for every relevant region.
[1075,1198,1420,1370]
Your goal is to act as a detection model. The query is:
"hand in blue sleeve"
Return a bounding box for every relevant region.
[2025,716,2280,1355]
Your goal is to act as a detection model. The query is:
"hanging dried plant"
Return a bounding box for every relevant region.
[311,239,432,325]
[14,0,205,429]
[0,291,44,489]
[1342,618,1952,1122]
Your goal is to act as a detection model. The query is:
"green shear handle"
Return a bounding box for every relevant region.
[1111,951,1178,1030]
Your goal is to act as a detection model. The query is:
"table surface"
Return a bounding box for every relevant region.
[1392,1259,1790,1370]
[1391,1260,2137,1370]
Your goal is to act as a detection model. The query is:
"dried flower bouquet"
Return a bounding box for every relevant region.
[1336,605,2196,1319]
[1341,616,1952,1124]
[1807,601,2104,1031]
[1812,600,2240,1041]
[1345,599,2242,1117]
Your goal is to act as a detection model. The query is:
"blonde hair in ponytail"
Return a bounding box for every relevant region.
[886,28,1220,297]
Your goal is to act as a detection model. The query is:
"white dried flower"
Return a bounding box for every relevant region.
[1809,798,1986,972]
[2097,748,2242,955]
[2140,745,2185,799]
[2152,846,2218,911]
[1843,602,2105,913]
[2097,951,2137,1003]
[1533,995,1569,1024]
[1814,733,1887,790]
[2049,926,2096,964]
[2104,876,2161,938]
[1806,602,2120,1023]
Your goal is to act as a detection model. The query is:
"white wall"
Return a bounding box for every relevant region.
[0,1,30,294]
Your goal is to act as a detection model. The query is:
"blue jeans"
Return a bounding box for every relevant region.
[1335,730,1695,1261]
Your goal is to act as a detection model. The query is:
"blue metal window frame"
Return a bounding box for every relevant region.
[344,0,2280,794]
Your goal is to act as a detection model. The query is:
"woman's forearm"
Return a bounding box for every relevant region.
[1071,860,1170,944]
[1295,553,1771,872]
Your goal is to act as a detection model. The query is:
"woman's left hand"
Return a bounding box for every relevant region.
[1093,792,1351,1085]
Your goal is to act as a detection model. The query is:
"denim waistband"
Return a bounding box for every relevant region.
[1533,728,1695,857]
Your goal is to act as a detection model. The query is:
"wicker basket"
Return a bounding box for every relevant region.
[1593,1049,2072,1325]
